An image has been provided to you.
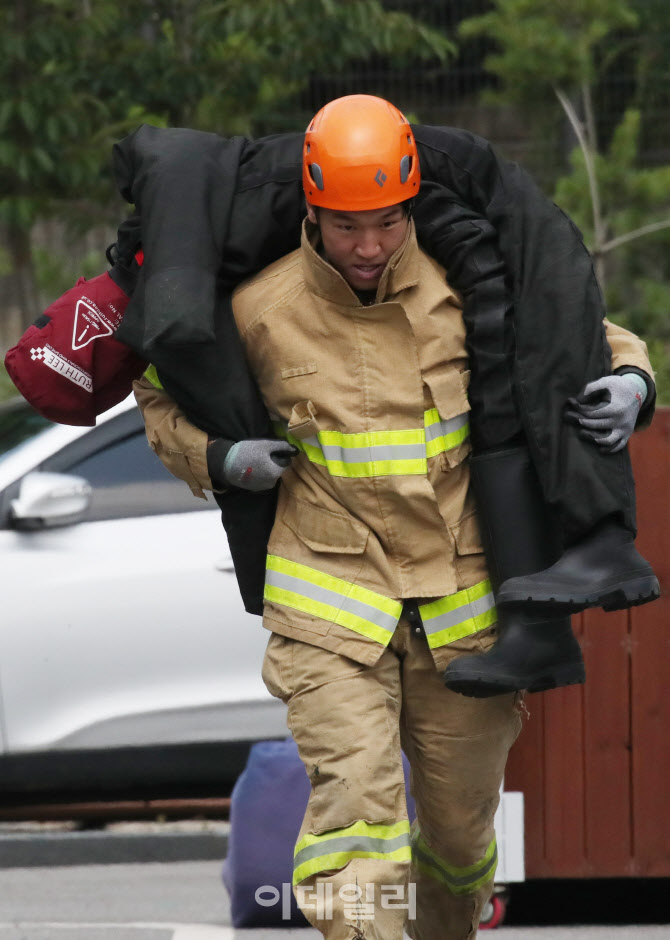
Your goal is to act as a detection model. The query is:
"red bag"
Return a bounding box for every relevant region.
[4,270,148,426]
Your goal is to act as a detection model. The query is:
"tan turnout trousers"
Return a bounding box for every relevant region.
[262,615,523,940]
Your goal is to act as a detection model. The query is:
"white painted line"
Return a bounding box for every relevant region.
[172,928,234,940]
[0,922,193,931]
[0,925,316,938]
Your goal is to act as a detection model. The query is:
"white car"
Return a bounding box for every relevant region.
[0,395,287,798]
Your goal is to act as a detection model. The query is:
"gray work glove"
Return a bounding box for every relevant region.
[565,373,648,454]
[222,438,298,491]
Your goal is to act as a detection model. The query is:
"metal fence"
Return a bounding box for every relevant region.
[257,2,670,195]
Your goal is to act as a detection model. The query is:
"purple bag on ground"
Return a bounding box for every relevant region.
[222,737,416,928]
[222,738,311,927]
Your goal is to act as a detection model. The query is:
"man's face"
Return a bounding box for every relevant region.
[306,203,409,292]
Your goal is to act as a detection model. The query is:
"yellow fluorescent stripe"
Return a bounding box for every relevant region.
[424,407,441,426]
[266,555,401,617]
[425,424,470,458]
[413,857,496,895]
[264,585,394,646]
[284,433,426,477]
[420,580,493,620]
[348,585,401,618]
[412,833,497,894]
[425,607,497,649]
[276,412,468,478]
[265,555,402,644]
[425,437,444,459]
[299,439,328,466]
[419,580,496,649]
[318,428,425,447]
[143,364,163,389]
[280,426,425,450]
[415,830,497,876]
[294,846,412,886]
[294,820,412,885]
[296,819,411,853]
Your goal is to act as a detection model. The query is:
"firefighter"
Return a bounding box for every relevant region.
[134,95,655,938]
[111,103,658,698]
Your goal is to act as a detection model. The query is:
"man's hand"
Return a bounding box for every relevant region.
[565,373,648,454]
[221,438,298,491]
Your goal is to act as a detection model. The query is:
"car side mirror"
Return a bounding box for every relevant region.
[10,471,93,530]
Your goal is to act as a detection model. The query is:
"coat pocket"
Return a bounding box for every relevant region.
[265,493,370,637]
[449,508,491,594]
[427,370,472,469]
[446,508,497,654]
[287,399,320,440]
[449,507,484,557]
[429,369,471,421]
[282,493,368,555]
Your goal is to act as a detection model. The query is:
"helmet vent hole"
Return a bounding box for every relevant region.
[400,155,412,184]
[310,163,324,191]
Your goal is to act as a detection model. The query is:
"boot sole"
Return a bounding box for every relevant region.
[496,575,660,614]
[444,662,586,699]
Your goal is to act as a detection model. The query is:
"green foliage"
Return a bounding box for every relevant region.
[0,0,452,339]
[0,1,452,218]
[554,110,670,242]
[459,0,638,108]
[135,0,454,134]
[0,0,451,227]
[630,0,670,108]
[554,110,670,401]
[0,362,18,403]
[0,2,143,223]
[32,247,107,304]
[459,0,670,403]
[0,245,11,279]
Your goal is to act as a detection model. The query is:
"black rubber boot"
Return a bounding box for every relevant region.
[496,518,660,613]
[443,446,585,697]
[443,608,585,698]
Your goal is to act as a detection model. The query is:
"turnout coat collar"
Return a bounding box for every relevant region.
[301,218,419,307]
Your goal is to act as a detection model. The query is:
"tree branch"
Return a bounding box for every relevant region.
[601,218,670,253]
[554,86,604,238]
[554,85,606,284]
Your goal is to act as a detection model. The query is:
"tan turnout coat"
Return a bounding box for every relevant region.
[134,220,653,671]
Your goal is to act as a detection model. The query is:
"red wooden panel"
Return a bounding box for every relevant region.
[505,689,546,870]
[629,410,670,875]
[506,620,590,878]
[538,672,586,876]
[504,410,670,879]
[581,607,632,875]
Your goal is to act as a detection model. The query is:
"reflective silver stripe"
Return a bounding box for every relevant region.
[319,441,427,463]
[422,590,496,636]
[413,841,498,890]
[277,408,469,478]
[411,830,498,894]
[294,832,412,869]
[424,411,469,443]
[265,568,398,634]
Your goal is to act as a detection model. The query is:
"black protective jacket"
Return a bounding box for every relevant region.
[110,124,653,614]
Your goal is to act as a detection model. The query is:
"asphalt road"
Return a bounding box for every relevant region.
[1,822,669,940]
[2,860,670,940]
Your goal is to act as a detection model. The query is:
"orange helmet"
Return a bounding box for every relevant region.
[303,94,420,211]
